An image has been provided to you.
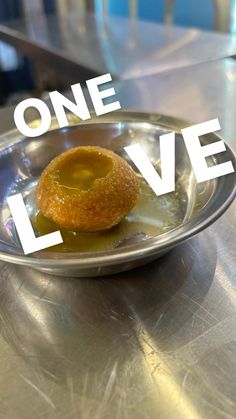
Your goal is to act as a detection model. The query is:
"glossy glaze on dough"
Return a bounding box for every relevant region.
[36,146,140,232]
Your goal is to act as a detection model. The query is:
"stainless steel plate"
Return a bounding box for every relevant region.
[0,111,235,277]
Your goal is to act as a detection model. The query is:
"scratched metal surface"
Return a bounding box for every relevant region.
[0,58,236,418]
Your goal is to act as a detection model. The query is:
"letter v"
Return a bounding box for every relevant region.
[124,132,175,196]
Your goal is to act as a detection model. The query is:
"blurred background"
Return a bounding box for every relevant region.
[0,0,236,106]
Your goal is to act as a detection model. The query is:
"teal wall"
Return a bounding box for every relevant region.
[95,0,214,31]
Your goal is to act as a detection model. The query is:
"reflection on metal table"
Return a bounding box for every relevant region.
[0,57,235,418]
[1,12,236,80]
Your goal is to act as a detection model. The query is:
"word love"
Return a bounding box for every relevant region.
[7,119,234,255]
[14,73,121,138]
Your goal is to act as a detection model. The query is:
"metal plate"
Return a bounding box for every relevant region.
[0,111,235,276]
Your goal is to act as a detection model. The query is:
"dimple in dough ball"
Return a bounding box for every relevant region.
[36,146,140,232]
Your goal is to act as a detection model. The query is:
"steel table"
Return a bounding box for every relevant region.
[0,57,235,418]
[1,13,236,80]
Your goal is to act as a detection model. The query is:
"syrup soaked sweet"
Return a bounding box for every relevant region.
[34,176,186,253]
[52,150,113,192]
[36,146,139,232]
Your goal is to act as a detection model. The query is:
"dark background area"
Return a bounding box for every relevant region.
[0,0,234,106]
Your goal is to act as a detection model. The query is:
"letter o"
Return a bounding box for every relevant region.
[14,98,51,138]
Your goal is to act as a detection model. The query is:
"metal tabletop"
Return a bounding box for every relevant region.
[1,12,236,80]
[0,57,236,419]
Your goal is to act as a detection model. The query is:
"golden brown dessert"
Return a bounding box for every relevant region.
[36,146,140,232]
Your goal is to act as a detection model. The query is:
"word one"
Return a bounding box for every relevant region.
[7,118,235,255]
[14,73,121,138]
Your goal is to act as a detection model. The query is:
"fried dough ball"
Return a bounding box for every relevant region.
[36,146,140,232]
